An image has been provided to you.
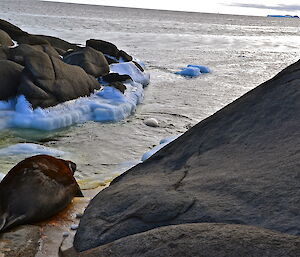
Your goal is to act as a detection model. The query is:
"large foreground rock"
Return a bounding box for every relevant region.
[18,50,100,108]
[74,59,300,251]
[63,223,300,257]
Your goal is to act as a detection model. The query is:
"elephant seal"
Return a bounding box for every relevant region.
[0,154,83,232]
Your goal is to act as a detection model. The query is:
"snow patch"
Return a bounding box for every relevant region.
[0,143,66,157]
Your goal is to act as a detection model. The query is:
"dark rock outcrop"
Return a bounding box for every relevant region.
[63,47,109,77]
[63,223,300,257]
[0,19,26,39]
[0,60,23,101]
[74,59,300,251]
[86,39,119,57]
[16,34,50,46]
[0,19,142,108]
[108,82,126,94]
[132,60,144,71]
[117,49,133,62]
[33,34,79,51]
[0,19,78,51]
[0,46,9,60]
[8,44,60,65]
[0,29,13,46]
[18,50,100,108]
[87,39,132,62]
[102,73,132,83]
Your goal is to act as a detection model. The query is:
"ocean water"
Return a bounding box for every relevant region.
[0,0,299,184]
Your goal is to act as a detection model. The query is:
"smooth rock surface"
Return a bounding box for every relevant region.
[86,39,132,62]
[0,225,41,257]
[101,73,132,83]
[0,29,13,46]
[0,19,27,40]
[0,46,8,60]
[63,47,109,77]
[63,223,300,257]
[0,19,78,51]
[0,60,23,101]
[74,59,300,251]
[18,50,100,108]
[8,44,60,66]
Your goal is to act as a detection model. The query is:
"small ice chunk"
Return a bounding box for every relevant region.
[141,134,181,162]
[175,67,201,77]
[144,118,159,127]
[159,134,182,144]
[70,224,79,230]
[141,142,168,162]
[0,143,66,157]
[187,65,210,73]
[62,232,70,238]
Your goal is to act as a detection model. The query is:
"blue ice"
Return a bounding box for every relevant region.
[175,64,210,77]
[175,66,201,77]
[0,143,66,157]
[187,65,210,73]
[0,62,149,131]
[141,134,181,162]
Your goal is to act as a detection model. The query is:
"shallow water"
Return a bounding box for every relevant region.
[0,0,299,183]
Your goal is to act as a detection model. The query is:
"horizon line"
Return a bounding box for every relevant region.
[40,0,291,17]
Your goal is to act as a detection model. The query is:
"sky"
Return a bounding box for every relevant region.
[43,0,300,16]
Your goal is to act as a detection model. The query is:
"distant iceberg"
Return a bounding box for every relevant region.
[267,15,299,18]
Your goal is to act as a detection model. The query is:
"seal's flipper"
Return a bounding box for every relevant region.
[0,214,26,232]
[0,215,7,232]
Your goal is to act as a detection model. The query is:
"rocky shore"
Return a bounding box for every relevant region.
[0,17,299,257]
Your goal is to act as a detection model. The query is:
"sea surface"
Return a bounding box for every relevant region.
[0,0,299,186]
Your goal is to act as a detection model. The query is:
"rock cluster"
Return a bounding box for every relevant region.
[71,58,300,255]
[0,19,138,109]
